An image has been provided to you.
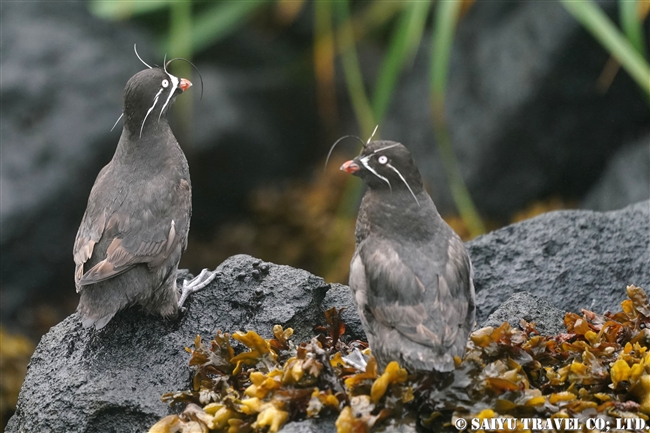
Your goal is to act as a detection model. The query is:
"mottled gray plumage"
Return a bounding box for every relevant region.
[74,67,194,329]
[341,140,475,372]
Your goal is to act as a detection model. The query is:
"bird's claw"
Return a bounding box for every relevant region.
[178,268,217,308]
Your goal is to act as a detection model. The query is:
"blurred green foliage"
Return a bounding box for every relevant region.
[88,0,649,238]
[429,0,486,236]
[89,0,270,56]
[561,0,650,97]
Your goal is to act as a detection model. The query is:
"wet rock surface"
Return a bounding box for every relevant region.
[469,200,650,324]
[8,202,649,432]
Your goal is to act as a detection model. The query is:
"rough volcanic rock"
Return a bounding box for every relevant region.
[5,255,331,433]
[468,200,650,324]
[321,283,366,342]
[277,418,337,433]
[481,292,566,336]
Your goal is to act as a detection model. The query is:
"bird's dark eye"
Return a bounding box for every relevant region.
[161,79,169,88]
[377,155,388,165]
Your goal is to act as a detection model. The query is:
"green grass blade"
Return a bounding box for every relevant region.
[88,0,170,20]
[335,0,376,138]
[560,0,650,97]
[373,1,431,123]
[162,1,271,56]
[335,2,406,54]
[430,2,457,98]
[168,0,192,61]
[430,1,486,237]
[314,1,338,126]
[168,0,193,146]
[332,0,376,233]
[620,0,647,58]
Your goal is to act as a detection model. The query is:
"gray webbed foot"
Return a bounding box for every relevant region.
[178,268,217,311]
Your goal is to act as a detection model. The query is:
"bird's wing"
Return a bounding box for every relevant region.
[73,176,191,289]
[358,235,472,350]
[73,165,111,286]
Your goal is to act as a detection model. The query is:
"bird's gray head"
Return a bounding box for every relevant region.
[341,140,424,205]
[122,67,191,138]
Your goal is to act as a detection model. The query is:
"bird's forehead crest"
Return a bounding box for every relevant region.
[362,142,401,158]
[134,44,152,69]
[371,143,401,155]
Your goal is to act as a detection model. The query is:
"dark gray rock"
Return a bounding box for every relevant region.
[382,1,650,218]
[468,200,650,324]
[582,136,650,211]
[481,292,567,336]
[5,255,332,433]
[277,410,418,433]
[278,418,336,433]
[321,283,366,342]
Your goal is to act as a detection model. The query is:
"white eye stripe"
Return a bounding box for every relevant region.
[140,88,164,138]
[386,162,420,206]
[158,74,180,121]
[359,155,391,191]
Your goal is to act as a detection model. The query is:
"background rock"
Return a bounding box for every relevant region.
[469,200,650,324]
[382,1,649,219]
[8,203,649,432]
[182,61,319,234]
[582,135,650,211]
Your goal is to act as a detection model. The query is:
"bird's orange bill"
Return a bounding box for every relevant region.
[341,160,359,173]
[179,78,192,92]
